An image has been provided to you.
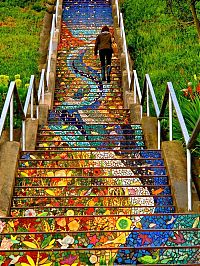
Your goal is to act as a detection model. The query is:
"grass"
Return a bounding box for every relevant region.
[0,1,45,85]
[0,1,46,128]
[122,0,200,103]
[122,0,200,155]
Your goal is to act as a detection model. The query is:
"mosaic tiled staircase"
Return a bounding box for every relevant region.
[0,0,199,265]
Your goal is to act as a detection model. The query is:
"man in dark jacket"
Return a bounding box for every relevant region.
[94,25,113,83]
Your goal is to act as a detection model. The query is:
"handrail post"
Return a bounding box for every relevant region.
[10,93,14,141]
[133,74,137,104]
[31,85,34,119]
[22,120,26,151]
[157,119,161,149]
[42,77,45,104]
[169,92,173,141]
[146,80,149,116]
[186,148,192,211]
[47,14,56,86]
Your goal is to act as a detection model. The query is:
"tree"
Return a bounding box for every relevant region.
[167,0,200,40]
[190,0,200,40]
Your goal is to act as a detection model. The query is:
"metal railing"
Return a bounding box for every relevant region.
[115,0,131,87]
[0,82,25,142]
[46,14,56,86]
[130,70,199,211]
[115,0,120,25]
[22,75,39,150]
[46,0,60,86]
[159,82,197,210]
[38,69,47,105]
[0,69,47,151]
[119,13,131,88]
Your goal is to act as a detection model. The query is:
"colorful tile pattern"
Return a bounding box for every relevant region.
[0,0,199,265]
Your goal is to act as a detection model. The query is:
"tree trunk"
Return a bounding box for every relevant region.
[190,2,200,40]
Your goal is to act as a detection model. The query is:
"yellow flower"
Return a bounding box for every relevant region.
[116,217,132,230]
[66,210,74,216]
[8,221,14,228]
[68,220,80,231]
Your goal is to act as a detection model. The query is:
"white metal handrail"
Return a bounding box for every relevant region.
[0,69,47,150]
[46,0,59,86]
[38,69,46,105]
[46,13,56,86]
[119,12,131,88]
[143,74,161,149]
[130,70,197,210]
[115,0,120,25]
[24,75,35,118]
[159,82,193,211]
[114,0,131,88]
[132,70,142,104]
[0,82,17,141]
[55,0,59,26]
[22,75,39,150]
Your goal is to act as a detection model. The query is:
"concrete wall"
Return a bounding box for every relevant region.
[162,141,199,213]
[0,142,20,217]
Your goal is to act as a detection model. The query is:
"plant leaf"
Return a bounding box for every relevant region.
[39,257,48,265]
[22,241,38,249]
[49,239,56,246]
[44,245,54,249]
[45,189,55,196]
[27,255,36,266]
[41,235,52,248]
[192,217,199,228]
[37,212,49,217]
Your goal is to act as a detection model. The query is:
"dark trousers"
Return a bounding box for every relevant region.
[99,48,112,67]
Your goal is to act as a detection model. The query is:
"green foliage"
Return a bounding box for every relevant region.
[0,1,45,129]
[1,0,45,9]
[166,0,193,22]
[123,0,200,154]
[0,84,8,112]
[123,0,199,105]
[0,3,45,93]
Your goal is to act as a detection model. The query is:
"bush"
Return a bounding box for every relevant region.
[122,0,199,104]
[122,0,200,155]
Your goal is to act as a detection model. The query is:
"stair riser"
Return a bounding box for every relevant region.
[11,205,176,216]
[18,159,164,169]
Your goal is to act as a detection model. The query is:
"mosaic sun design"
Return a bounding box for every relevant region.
[0,0,199,265]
